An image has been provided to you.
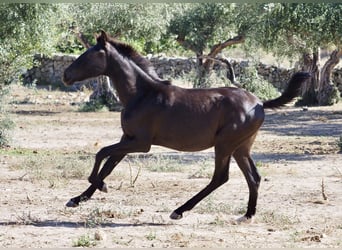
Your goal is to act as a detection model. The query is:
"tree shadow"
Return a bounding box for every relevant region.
[251,152,325,163]
[127,150,326,165]
[0,220,171,229]
[10,110,61,116]
[262,108,342,137]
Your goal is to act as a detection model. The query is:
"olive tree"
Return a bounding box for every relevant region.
[0,3,59,146]
[167,3,245,87]
[57,3,181,109]
[252,3,341,105]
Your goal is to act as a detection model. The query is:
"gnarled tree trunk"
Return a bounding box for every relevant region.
[300,48,341,106]
[89,75,121,111]
[177,35,245,88]
[195,35,245,88]
[300,50,319,105]
[317,49,342,105]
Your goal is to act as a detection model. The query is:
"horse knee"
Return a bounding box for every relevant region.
[95,147,108,163]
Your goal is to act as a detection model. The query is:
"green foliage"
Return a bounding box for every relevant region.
[78,99,108,112]
[168,3,237,55]
[238,66,279,101]
[56,3,182,54]
[0,3,61,146]
[0,86,14,147]
[72,234,97,247]
[252,3,342,58]
[0,4,60,85]
[78,94,122,112]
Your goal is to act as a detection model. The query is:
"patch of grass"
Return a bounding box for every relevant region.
[145,231,157,241]
[72,234,97,247]
[83,208,107,228]
[127,154,186,173]
[78,99,109,112]
[209,215,227,226]
[82,206,144,228]
[259,210,299,229]
[255,161,272,177]
[7,149,92,183]
[15,211,41,225]
[195,197,245,216]
[189,159,212,179]
[0,147,37,156]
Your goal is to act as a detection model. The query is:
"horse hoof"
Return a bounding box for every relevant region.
[100,183,108,193]
[235,215,254,224]
[66,199,79,207]
[170,211,183,220]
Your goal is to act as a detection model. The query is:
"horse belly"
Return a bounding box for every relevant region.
[153,120,217,152]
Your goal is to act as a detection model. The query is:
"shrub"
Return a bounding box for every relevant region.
[0,86,14,147]
[238,66,279,101]
[78,99,109,112]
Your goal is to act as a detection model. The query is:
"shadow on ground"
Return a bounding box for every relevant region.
[0,220,170,229]
[263,108,342,137]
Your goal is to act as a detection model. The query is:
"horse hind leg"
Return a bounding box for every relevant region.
[232,136,261,224]
[170,151,231,220]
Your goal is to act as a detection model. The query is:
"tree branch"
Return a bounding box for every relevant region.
[176,35,200,55]
[70,25,91,49]
[204,35,245,71]
[208,35,245,59]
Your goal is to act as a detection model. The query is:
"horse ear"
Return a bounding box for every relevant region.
[97,29,108,46]
[100,30,108,41]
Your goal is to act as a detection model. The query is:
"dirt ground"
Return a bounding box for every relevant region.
[1,84,341,248]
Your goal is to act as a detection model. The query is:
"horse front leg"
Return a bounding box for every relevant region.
[66,154,125,207]
[66,135,151,207]
[88,142,124,187]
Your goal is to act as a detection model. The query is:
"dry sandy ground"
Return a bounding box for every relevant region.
[0,85,341,248]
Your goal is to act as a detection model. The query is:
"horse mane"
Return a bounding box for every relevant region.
[106,36,172,86]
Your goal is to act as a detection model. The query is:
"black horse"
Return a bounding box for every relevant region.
[63,30,311,223]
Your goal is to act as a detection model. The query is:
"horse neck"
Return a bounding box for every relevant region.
[105,52,154,107]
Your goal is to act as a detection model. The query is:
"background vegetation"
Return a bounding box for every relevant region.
[0,3,341,146]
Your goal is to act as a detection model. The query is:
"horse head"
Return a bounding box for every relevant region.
[63,30,109,86]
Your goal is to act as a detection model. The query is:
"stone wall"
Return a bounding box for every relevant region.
[23,53,342,93]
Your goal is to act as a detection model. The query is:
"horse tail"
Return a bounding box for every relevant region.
[263,72,311,109]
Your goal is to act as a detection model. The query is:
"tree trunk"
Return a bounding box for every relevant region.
[176,34,245,88]
[300,50,319,105]
[193,35,245,88]
[217,57,240,87]
[89,75,121,111]
[300,48,341,106]
[317,49,342,105]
